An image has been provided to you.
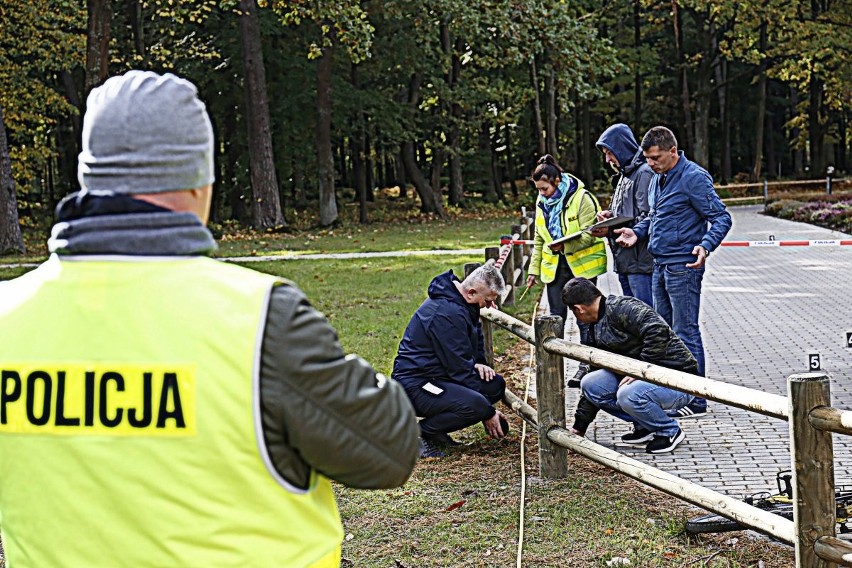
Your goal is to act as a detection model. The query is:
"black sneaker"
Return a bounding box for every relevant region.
[666,400,707,419]
[620,426,654,444]
[425,432,462,447]
[646,427,686,454]
[567,364,590,389]
[419,437,446,459]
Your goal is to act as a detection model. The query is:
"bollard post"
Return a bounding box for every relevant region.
[511,223,525,282]
[535,315,568,478]
[788,372,836,567]
[520,214,534,258]
[763,179,769,204]
[502,243,516,306]
[474,257,495,368]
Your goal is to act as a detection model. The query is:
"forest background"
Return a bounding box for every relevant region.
[0,0,850,255]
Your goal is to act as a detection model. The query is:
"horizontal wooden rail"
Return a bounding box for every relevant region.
[503,389,539,428]
[809,406,852,436]
[541,336,789,420]
[815,536,852,565]
[481,307,535,343]
[481,307,788,420]
[547,427,796,544]
[716,177,848,191]
[502,385,796,544]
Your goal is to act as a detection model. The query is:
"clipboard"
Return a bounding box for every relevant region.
[549,216,634,246]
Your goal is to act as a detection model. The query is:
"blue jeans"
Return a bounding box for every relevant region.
[580,369,691,437]
[547,255,594,341]
[618,272,653,307]
[652,263,705,377]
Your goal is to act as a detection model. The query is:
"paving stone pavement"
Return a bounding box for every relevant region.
[550,204,852,498]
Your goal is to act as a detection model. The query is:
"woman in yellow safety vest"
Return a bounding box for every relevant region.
[525,154,607,321]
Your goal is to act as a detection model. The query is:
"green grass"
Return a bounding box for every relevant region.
[0,198,526,265]
[234,255,494,375]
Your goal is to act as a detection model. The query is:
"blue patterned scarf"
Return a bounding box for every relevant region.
[540,175,575,240]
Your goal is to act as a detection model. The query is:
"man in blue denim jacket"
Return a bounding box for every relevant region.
[614,127,731,417]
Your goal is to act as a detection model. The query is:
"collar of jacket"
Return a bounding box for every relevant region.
[49,193,216,256]
[593,295,607,323]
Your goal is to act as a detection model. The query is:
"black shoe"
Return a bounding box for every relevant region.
[646,428,686,454]
[620,426,654,444]
[426,432,462,447]
[419,437,446,459]
[567,364,590,389]
[666,400,707,419]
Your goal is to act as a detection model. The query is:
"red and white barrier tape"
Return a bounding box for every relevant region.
[720,239,852,247]
[500,238,852,247]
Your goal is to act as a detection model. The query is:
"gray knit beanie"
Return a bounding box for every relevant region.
[78,70,215,194]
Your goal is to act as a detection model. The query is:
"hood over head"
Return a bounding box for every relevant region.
[595,124,640,173]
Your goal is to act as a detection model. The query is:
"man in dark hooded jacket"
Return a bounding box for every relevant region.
[568,124,655,389]
[592,123,654,307]
[392,264,509,458]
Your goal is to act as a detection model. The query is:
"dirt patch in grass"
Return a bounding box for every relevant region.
[337,339,794,567]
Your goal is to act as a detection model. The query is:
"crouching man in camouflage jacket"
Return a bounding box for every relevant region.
[562,277,698,454]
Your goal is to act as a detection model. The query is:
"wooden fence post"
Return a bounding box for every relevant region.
[535,315,568,478]
[788,372,836,567]
[466,261,493,368]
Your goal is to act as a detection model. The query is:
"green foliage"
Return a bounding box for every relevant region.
[0,2,84,188]
[265,0,374,62]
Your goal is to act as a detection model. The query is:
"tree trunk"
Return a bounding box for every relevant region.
[580,101,593,184]
[402,73,445,216]
[838,110,847,173]
[402,142,444,215]
[713,56,731,182]
[447,34,464,206]
[349,63,368,222]
[430,148,444,200]
[127,0,147,64]
[238,0,286,230]
[791,87,804,175]
[394,151,407,199]
[0,102,25,254]
[85,0,112,93]
[59,70,83,191]
[530,57,546,157]
[351,133,367,223]
[633,0,642,133]
[809,75,825,175]
[479,123,498,203]
[691,13,714,169]
[544,64,558,160]
[750,20,768,182]
[315,45,338,226]
[365,130,374,202]
[766,109,778,178]
[672,1,694,154]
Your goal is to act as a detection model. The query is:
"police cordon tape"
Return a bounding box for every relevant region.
[500,238,852,247]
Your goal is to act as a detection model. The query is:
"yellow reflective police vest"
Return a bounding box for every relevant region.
[0,255,342,567]
[533,179,608,282]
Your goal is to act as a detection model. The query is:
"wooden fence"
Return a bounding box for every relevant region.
[716,176,850,204]
[476,217,852,567]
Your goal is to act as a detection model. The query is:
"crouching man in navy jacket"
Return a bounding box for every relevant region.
[392,264,509,458]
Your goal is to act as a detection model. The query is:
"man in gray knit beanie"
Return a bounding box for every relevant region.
[47,70,218,255]
[0,69,419,566]
[78,69,215,196]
